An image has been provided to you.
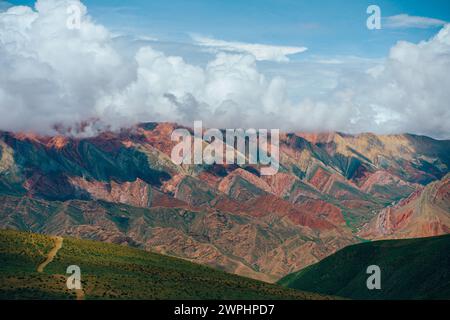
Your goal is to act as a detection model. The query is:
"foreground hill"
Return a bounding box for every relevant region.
[0,123,449,280]
[0,229,328,300]
[278,234,450,300]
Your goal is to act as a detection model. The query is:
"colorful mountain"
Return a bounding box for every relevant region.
[0,123,449,281]
[359,174,450,239]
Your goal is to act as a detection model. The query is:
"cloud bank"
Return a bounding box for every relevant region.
[0,0,449,139]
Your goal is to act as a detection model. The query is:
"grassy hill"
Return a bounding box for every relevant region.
[278,234,450,300]
[0,229,329,300]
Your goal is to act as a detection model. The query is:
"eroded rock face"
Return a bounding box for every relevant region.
[0,124,449,281]
[358,170,418,200]
[69,177,152,207]
[360,174,450,240]
[0,194,354,281]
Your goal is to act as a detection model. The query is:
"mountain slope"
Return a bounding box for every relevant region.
[0,229,330,300]
[0,194,356,282]
[278,234,450,300]
[359,174,450,239]
[0,124,449,281]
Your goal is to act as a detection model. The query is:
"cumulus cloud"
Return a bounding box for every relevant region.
[285,23,450,138]
[347,24,450,137]
[0,0,134,135]
[192,35,307,62]
[385,14,447,29]
[0,0,449,139]
[0,0,305,134]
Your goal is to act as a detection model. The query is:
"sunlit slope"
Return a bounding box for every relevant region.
[1,126,449,280]
[360,174,450,240]
[279,234,450,300]
[0,229,330,300]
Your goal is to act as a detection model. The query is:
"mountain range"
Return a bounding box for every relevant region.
[0,123,449,283]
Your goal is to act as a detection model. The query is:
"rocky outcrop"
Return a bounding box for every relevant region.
[359,174,450,239]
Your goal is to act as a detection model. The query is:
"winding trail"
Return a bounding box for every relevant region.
[37,236,63,273]
[75,289,85,300]
[37,236,85,300]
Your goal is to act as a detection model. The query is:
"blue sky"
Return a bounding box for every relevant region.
[6,0,450,58]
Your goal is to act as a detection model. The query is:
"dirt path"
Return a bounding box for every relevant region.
[37,236,63,273]
[37,236,86,300]
[75,289,85,300]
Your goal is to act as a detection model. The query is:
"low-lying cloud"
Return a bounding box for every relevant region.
[0,0,449,139]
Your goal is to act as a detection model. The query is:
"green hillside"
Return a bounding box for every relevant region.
[279,234,450,300]
[0,229,329,300]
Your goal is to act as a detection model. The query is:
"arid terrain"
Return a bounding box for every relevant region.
[0,123,449,282]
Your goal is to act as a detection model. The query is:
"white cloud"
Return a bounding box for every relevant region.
[133,35,158,42]
[327,23,450,138]
[192,35,307,62]
[0,0,449,139]
[385,14,447,29]
[0,0,134,135]
[0,0,306,134]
